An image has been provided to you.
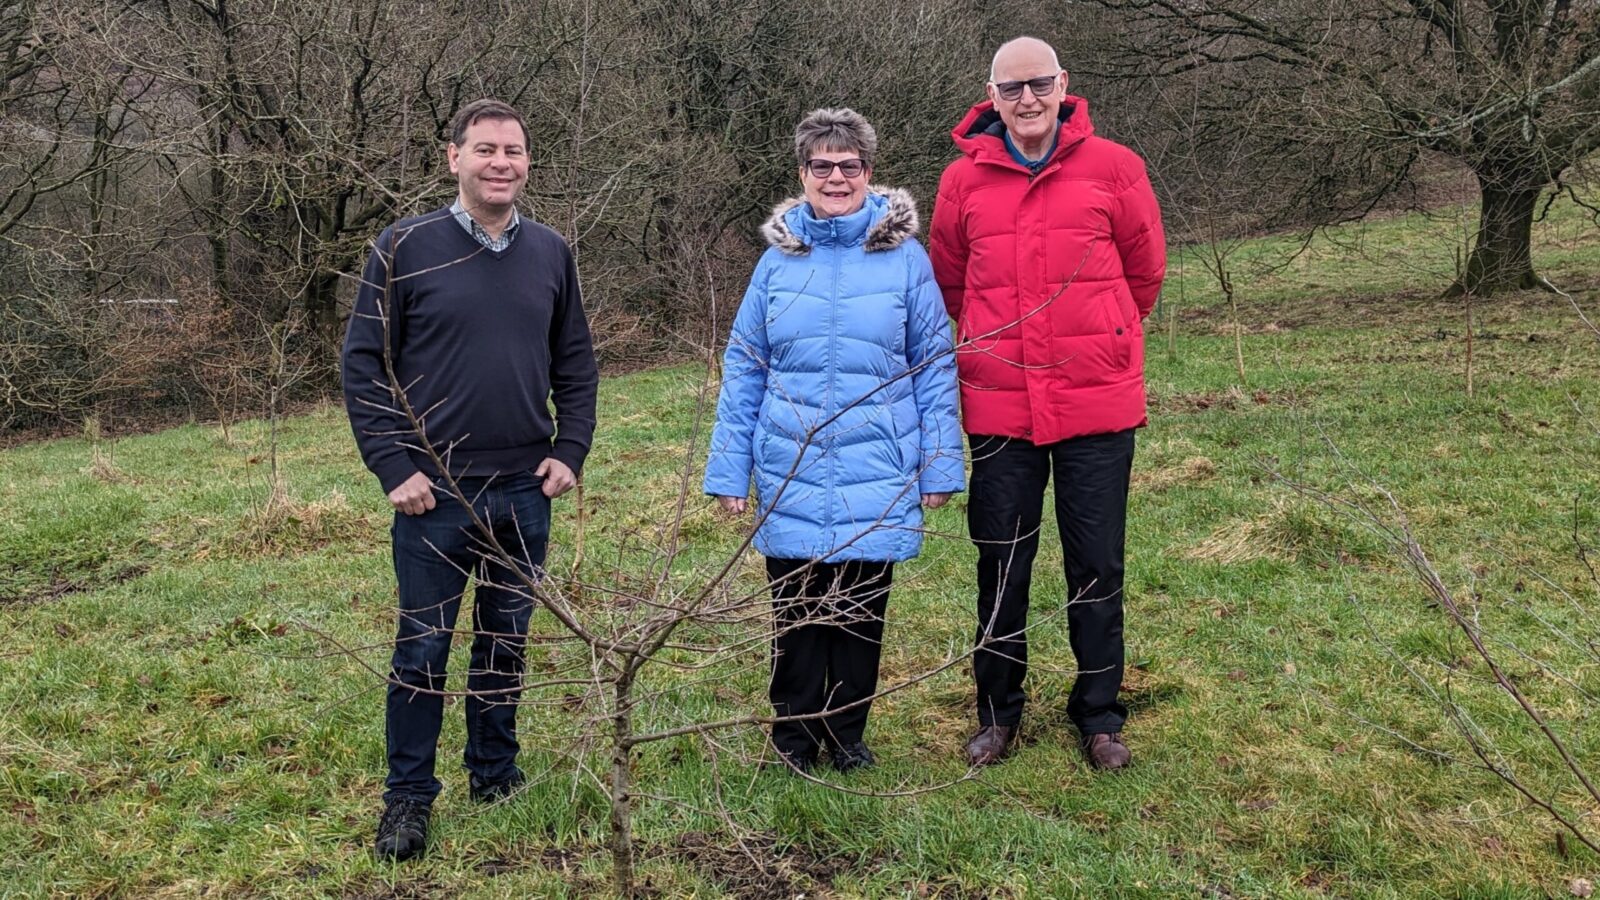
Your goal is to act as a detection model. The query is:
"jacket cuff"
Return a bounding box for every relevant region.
[374,456,420,495]
[703,454,753,497]
[919,475,965,495]
[550,439,589,476]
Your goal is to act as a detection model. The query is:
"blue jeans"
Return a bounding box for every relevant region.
[385,472,550,804]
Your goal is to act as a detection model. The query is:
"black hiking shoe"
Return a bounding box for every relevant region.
[830,741,876,773]
[469,768,526,804]
[374,796,430,862]
[772,748,818,775]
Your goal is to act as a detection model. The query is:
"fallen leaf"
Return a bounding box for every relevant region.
[1228,670,1248,682]
[1283,662,1297,676]
[1570,877,1593,898]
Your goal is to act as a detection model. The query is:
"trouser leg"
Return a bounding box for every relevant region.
[967,435,1051,726]
[1052,429,1135,735]
[464,473,549,784]
[385,495,475,804]
[818,561,893,747]
[767,557,829,757]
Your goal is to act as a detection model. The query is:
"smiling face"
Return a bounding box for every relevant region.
[800,149,871,220]
[447,116,529,219]
[987,40,1065,158]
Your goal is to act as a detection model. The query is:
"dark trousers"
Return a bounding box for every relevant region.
[968,430,1134,735]
[766,557,895,757]
[385,472,550,804]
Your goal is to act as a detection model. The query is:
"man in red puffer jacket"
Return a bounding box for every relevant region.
[929,36,1166,772]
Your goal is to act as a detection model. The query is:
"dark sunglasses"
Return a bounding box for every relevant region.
[805,158,866,178]
[992,74,1060,102]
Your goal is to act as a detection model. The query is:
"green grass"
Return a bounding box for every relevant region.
[3,193,1599,898]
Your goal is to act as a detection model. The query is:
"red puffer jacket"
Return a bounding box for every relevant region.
[929,97,1166,445]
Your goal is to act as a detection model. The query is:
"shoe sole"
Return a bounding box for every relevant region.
[374,843,425,862]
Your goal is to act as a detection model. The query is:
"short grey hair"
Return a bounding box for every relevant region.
[793,108,877,168]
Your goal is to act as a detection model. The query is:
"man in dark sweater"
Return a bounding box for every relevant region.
[341,98,598,862]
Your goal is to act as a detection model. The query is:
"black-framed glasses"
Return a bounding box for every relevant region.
[991,74,1060,102]
[805,158,866,179]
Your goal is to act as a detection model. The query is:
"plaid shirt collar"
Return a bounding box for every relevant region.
[449,198,521,252]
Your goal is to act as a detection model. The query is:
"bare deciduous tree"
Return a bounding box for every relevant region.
[1086,0,1600,295]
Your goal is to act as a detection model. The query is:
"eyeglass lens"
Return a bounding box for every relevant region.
[806,159,865,178]
[996,75,1058,101]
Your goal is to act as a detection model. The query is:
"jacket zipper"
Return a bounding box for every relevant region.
[826,224,841,541]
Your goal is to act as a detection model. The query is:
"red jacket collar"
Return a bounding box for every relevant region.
[951,96,1096,167]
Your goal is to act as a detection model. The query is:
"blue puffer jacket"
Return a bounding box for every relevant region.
[704,188,964,562]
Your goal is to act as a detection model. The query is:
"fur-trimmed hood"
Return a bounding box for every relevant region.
[760,187,919,256]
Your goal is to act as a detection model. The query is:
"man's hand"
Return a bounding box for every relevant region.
[535,457,577,498]
[922,492,952,510]
[389,471,437,516]
[716,495,747,514]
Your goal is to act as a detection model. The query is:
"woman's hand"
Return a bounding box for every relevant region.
[716,495,748,514]
[922,492,952,510]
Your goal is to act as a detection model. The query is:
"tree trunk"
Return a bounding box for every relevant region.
[610,678,636,898]
[1456,174,1547,295]
[305,269,343,355]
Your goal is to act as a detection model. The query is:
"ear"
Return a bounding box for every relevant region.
[447,142,461,175]
[986,82,998,104]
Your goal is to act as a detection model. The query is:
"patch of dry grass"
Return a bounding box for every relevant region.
[224,488,376,557]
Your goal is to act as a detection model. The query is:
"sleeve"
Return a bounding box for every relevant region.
[340,227,419,494]
[928,164,970,324]
[702,255,773,498]
[1111,155,1167,319]
[546,240,600,474]
[904,241,965,495]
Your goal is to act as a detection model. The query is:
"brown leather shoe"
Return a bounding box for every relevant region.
[1082,732,1131,770]
[965,725,1017,767]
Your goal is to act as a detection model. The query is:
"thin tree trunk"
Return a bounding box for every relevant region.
[209,117,231,301]
[610,678,636,898]
[83,112,111,296]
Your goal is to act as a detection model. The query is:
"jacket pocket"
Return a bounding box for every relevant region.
[887,411,908,475]
[1098,290,1132,370]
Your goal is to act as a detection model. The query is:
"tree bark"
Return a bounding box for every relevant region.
[610,678,636,899]
[1456,173,1548,295]
[305,269,342,343]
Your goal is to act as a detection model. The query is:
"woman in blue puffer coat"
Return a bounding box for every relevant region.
[704,108,964,774]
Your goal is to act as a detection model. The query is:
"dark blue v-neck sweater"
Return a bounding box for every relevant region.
[341,207,598,493]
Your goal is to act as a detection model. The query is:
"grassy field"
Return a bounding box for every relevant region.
[3,196,1599,898]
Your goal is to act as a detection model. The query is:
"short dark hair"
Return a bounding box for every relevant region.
[449,99,530,149]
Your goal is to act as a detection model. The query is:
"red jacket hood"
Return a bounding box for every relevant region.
[950,95,1096,166]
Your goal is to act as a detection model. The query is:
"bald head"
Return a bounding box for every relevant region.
[989,36,1062,82]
